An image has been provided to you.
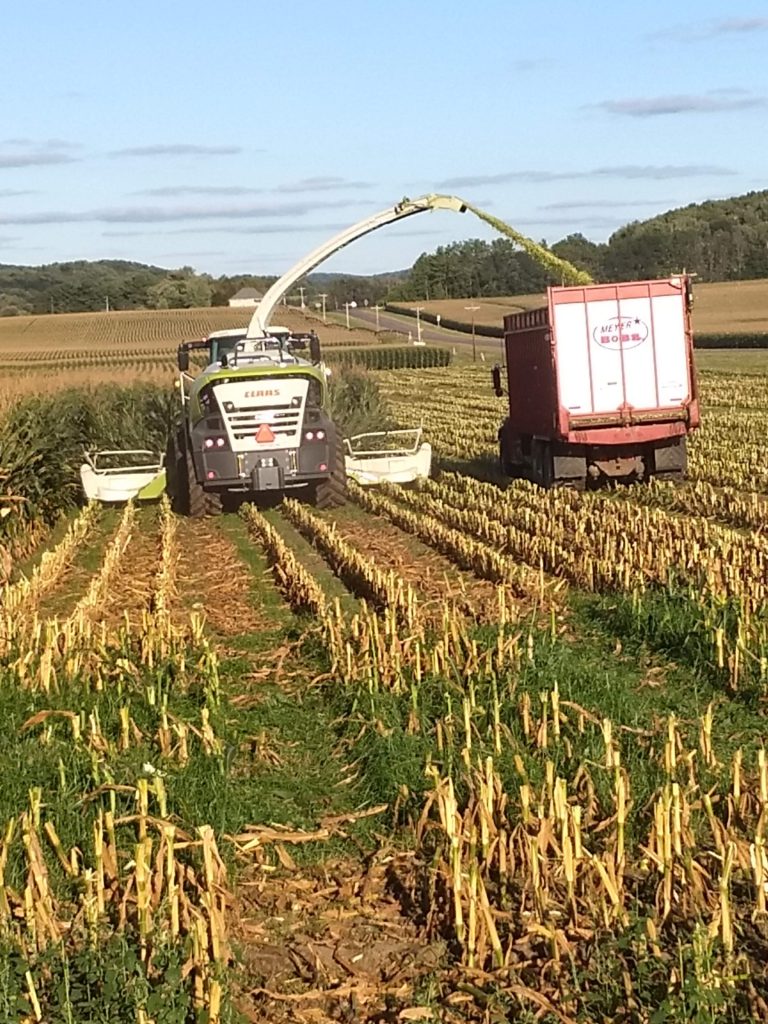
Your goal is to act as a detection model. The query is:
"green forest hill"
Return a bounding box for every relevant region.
[2,188,768,315]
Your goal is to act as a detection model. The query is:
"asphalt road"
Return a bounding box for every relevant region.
[347,307,493,350]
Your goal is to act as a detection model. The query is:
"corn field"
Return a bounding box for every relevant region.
[0,313,767,1021]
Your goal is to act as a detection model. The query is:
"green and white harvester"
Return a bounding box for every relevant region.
[80,194,472,512]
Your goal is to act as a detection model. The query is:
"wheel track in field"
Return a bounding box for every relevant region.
[98,506,163,630]
[349,483,559,608]
[173,514,269,639]
[166,512,444,1018]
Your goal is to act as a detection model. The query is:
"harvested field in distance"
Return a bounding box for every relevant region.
[0,304,387,356]
[397,276,768,334]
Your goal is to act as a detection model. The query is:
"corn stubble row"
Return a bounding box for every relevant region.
[379,367,768,684]
[419,697,768,992]
[1,491,766,1016]
[236,497,763,1000]
[242,488,768,1011]
[363,372,768,1007]
[0,497,229,1019]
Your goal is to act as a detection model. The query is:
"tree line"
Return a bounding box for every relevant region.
[2,189,767,314]
[0,259,401,317]
[390,189,768,299]
[0,262,282,317]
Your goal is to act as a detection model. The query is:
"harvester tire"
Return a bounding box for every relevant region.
[166,428,186,514]
[183,441,222,518]
[314,441,348,510]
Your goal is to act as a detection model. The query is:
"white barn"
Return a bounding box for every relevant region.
[228,287,264,308]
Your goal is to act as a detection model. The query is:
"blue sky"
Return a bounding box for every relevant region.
[1,0,767,277]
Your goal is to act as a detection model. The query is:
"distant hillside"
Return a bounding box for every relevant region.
[6,189,768,315]
[0,259,409,316]
[0,259,168,316]
[604,189,768,282]
[0,260,284,317]
[307,269,409,284]
[302,269,409,309]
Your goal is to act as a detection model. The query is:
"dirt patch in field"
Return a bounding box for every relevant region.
[174,517,268,637]
[232,852,448,1023]
[331,513,507,624]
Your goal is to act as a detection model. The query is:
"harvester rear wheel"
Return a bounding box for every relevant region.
[166,428,186,514]
[314,441,348,509]
[182,439,222,518]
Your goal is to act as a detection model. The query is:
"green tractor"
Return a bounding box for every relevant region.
[167,327,347,516]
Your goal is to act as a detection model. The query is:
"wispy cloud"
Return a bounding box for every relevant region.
[2,137,80,150]
[0,235,20,247]
[0,138,79,169]
[157,251,228,258]
[388,227,452,238]
[541,199,674,211]
[651,16,768,41]
[272,176,374,193]
[711,17,768,33]
[437,165,735,188]
[0,199,370,227]
[102,221,352,238]
[514,58,545,71]
[134,177,374,198]
[0,188,37,198]
[109,144,241,158]
[650,16,768,40]
[133,185,265,197]
[502,215,626,229]
[594,90,766,116]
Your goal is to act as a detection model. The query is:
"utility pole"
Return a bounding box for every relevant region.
[373,304,381,332]
[415,306,424,343]
[318,292,328,323]
[298,285,306,309]
[464,304,480,363]
[344,302,351,330]
[105,295,110,312]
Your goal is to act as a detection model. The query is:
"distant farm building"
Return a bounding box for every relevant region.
[228,287,264,308]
